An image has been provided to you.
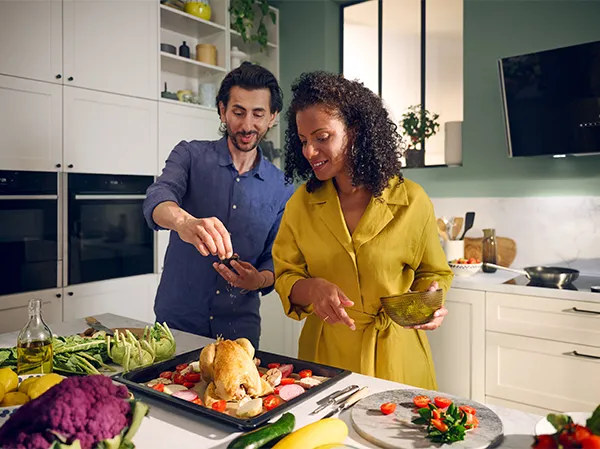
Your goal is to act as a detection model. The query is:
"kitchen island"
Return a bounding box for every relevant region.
[0,313,542,449]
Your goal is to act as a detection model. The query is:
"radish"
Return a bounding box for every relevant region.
[172,389,198,402]
[279,364,294,378]
[278,384,305,401]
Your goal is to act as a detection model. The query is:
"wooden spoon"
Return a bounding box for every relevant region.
[437,218,449,241]
[452,217,464,240]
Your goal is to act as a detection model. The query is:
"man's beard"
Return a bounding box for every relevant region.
[225,123,266,153]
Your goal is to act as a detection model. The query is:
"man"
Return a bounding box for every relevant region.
[143,62,294,349]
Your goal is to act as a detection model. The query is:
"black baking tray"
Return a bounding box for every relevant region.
[113,347,351,430]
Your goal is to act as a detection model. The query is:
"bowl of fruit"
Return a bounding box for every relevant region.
[448,258,483,277]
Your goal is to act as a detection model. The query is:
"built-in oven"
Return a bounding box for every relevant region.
[66,173,154,286]
[0,170,60,296]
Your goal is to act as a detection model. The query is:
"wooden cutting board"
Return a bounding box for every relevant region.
[351,389,504,449]
[464,237,517,268]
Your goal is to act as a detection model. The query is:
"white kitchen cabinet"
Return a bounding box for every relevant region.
[158,101,221,172]
[0,75,63,171]
[63,274,157,325]
[427,287,486,402]
[63,0,158,100]
[63,86,158,175]
[259,290,304,357]
[486,331,600,413]
[0,0,63,84]
[156,230,170,273]
[0,289,63,334]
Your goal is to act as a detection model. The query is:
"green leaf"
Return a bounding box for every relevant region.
[586,406,600,436]
[418,408,432,420]
[412,417,428,425]
[548,413,571,432]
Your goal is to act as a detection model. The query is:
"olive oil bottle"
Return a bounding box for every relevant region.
[16,298,53,375]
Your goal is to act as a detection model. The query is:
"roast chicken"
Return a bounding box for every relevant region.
[200,337,273,406]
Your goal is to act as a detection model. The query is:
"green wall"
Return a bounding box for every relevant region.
[406,0,600,197]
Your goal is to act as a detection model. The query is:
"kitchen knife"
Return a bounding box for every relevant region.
[320,386,370,420]
[311,384,360,414]
[85,316,114,336]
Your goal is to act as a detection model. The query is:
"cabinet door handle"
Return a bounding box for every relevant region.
[68,76,74,81]
[568,307,600,316]
[568,350,600,360]
[68,164,74,169]
[56,163,62,168]
[56,293,62,298]
[67,292,74,296]
[56,74,62,79]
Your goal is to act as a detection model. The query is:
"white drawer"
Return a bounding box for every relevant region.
[486,332,600,413]
[485,396,559,416]
[486,292,600,347]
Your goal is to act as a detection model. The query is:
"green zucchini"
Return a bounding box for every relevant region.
[227,413,296,449]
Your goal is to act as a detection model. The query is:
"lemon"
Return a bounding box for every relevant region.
[0,391,29,407]
[18,376,40,396]
[0,383,5,403]
[27,373,63,400]
[0,368,18,393]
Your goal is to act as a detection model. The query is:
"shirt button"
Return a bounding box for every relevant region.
[210,316,214,320]
[232,204,237,209]
[228,322,232,325]
[216,290,220,295]
[236,177,240,182]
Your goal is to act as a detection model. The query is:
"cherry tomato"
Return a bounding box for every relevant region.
[192,398,203,406]
[573,425,593,444]
[299,369,313,378]
[380,402,397,415]
[185,373,201,383]
[532,435,558,449]
[413,395,431,409]
[459,405,477,416]
[582,435,600,449]
[264,395,281,411]
[432,408,442,420]
[183,382,195,389]
[159,371,172,379]
[151,383,165,392]
[465,413,479,429]
[212,400,227,412]
[280,378,295,385]
[434,397,453,409]
[267,363,281,369]
[176,363,189,372]
[559,429,579,448]
[431,418,448,433]
[173,373,185,385]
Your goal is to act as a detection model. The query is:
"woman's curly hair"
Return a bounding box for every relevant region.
[284,71,403,196]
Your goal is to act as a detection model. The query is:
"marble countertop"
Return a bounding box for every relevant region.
[0,313,544,449]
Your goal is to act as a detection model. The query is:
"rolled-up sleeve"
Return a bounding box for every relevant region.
[410,201,454,297]
[143,141,191,231]
[272,205,313,321]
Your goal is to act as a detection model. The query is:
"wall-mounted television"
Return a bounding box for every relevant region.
[498,40,600,158]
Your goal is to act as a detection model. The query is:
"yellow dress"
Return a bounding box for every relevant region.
[272,177,454,389]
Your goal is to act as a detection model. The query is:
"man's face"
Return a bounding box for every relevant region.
[219,86,277,153]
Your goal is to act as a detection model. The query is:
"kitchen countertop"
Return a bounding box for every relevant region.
[0,313,544,449]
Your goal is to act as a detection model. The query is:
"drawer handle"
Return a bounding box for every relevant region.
[569,350,600,360]
[567,307,600,316]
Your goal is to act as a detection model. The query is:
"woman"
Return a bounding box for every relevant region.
[272,71,453,389]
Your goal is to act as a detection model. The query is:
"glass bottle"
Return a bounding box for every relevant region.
[482,228,497,273]
[16,298,54,375]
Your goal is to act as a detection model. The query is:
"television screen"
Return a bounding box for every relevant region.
[498,40,600,158]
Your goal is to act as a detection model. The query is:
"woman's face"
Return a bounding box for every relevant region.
[296,105,351,181]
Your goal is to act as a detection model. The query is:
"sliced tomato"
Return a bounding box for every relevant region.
[176,363,189,372]
[183,382,195,389]
[280,378,295,386]
[212,400,227,412]
[185,373,201,383]
[431,418,448,433]
[434,397,453,409]
[173,373,185,385]
[299,369,313,378]
[413,395,431,409]
[582,435,600,449]
[151,383,165,392]
[264,395,281,411]
[159,371,173,379]
[192,398,203,406]
[532,435,558,449]
[459,405,477,416]
[432,408,442,420]
[267,363,281,369]
[380,402,397,415]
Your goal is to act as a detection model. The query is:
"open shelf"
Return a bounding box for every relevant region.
[160,51,227,78]
[230,30,277,49]
[159,97,217,113]
[160,5,226,39]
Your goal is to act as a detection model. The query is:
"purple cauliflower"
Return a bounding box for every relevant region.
[0,375,149,449]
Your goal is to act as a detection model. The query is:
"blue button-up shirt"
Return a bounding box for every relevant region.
[143,137,294,349]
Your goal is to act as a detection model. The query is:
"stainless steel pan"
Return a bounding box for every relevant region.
[484,263,580,287]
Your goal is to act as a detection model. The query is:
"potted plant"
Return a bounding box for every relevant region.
[230,0,276,53]
[399,104,440,168]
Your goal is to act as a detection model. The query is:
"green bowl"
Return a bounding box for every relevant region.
[380,289,444,327]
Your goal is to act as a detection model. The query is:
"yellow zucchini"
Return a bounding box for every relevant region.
[272,418,348,449]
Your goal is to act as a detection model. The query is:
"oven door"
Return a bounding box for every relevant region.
[67,174,154,285]
[0,171,59,296]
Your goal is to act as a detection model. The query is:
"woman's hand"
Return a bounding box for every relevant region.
[300,278,356,330]
[403,281,448,331]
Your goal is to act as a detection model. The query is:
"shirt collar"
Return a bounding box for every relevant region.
[216,136,266,181]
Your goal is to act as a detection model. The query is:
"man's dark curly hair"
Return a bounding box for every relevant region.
[284,71,403,196]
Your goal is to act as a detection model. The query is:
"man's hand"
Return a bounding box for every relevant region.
[175,216,233,260]
[213,259,269,291]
